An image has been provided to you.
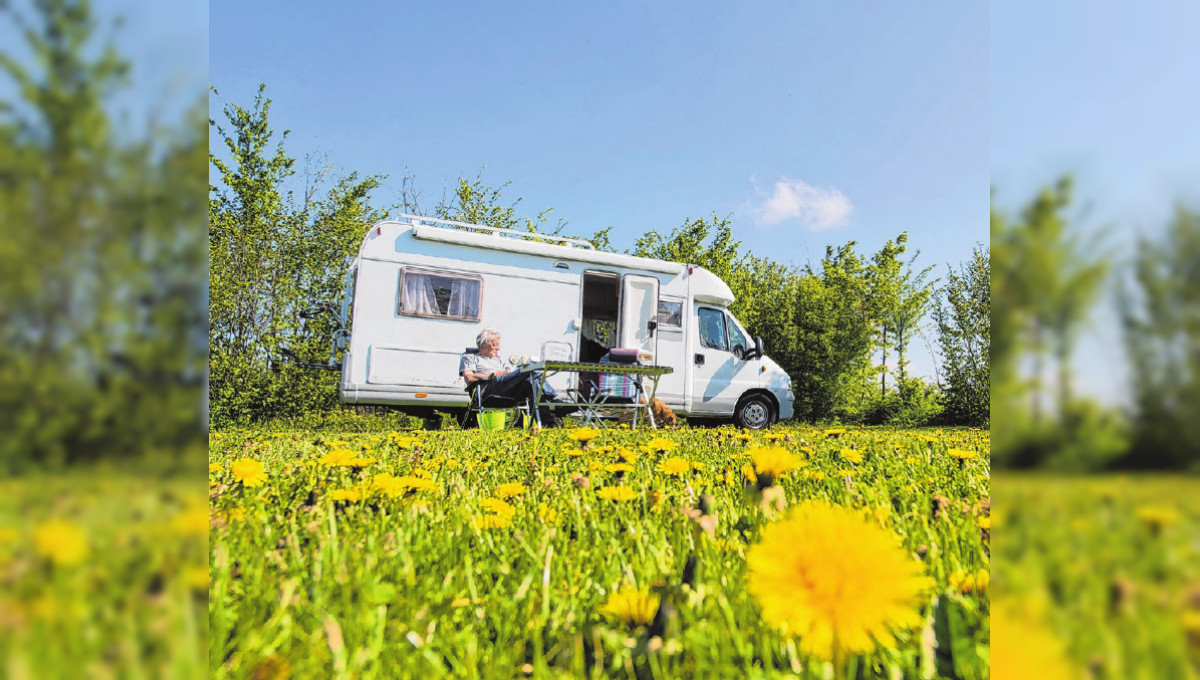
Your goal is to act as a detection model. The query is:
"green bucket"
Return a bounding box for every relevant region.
[478,411,506,431]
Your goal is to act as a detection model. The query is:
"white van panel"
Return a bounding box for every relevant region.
[368,345,464,387]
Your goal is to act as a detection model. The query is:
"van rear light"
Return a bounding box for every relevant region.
[415,392,428,398]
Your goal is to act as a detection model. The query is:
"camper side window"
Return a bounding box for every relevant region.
[698,308,728,351]
[726,314,748,358]
[398,268,482,321]
[657,300,683,329]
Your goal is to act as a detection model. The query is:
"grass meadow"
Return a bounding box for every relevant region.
[208,423,991,679]
[0,470,208,679]
[991,475,1200,679]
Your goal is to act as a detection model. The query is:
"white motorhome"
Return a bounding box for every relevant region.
[335,214,794,429]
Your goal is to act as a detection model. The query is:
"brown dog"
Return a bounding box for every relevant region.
[619,398,677,428]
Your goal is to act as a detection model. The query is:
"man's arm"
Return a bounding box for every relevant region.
[462,368,503,383]
[461,357,513,384]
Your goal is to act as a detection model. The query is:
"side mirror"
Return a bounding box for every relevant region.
[753,335,765,360]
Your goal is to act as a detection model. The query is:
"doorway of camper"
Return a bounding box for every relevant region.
[579,271,620,397]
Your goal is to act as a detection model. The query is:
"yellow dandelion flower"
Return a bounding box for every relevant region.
[658,457,692,476]
[481,497,516,519]
[990,605,1076,680]
[741,463,758,484]
[185,566,210,591]
[905,456,918,465]
[746,501,932,661]
[949,568,990,595]
[599,587,659,628]
[646,437,679,452]
[33,520,89,566]
[399,476,438,492]
[1182,609,1200,634]
[371,473,403,497]
[840,469,857,478]
[750,446,800,486]
[569,428,602,444]
[473,515,512,530]
[319,448,357,466]
[537,503,559,525]
[823,428,846,437]
[946,449,979,461]
[605,463,635,474]
[596,486,638,502]
[0,527,18,545]
[1135,505,1182,532]
[975,516,991,530]
[209,463,221,474]
[345,457,376,468]
[617,448,639,463]
[330,489,362,502]
[231,458,267,487]
[171,508,209,536]
[806,470,826,482]
[840,449,863,464]
[494,482,527,499]
[763,432,785,441]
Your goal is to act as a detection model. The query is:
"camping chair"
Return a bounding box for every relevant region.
[459,347,531,429]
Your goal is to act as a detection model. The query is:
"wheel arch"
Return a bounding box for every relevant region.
[736,389,779,426]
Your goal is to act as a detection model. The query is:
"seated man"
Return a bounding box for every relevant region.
[460,328,572,427]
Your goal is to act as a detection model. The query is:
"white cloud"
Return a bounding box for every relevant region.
[752,177,853,230]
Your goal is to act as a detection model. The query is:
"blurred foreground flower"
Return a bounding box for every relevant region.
[749,446,800,487]
[1134,504,1182,533]
[231,458,267,487]
[34,520,89,566]
[599,587,659,628]
[990,605,1078,680]
[746,501,931,662]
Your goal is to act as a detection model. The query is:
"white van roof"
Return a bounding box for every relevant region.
[359,214,735,305]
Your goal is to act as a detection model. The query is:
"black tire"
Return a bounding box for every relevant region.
[734,394,774,430]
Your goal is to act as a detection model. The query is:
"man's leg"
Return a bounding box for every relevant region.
[482,372,554,426]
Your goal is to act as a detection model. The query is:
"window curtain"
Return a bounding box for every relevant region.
[447,278,479,318]
[402,273,437,315]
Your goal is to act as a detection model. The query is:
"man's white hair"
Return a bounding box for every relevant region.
[476,328,501,348]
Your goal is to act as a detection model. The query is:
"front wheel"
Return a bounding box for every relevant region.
[734,394,774,430]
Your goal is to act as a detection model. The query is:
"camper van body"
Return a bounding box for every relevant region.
[338,215,794,428]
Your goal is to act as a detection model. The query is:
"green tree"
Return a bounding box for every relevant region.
[0,0,206,470]
[867,233,936,401]
[209,84,386,426]
[790,242,875,422]
[992,178,1116,467]
[631,214,742,283]
[1118,207,1200,468]
[934,246,990,426]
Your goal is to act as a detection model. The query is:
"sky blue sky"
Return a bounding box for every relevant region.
[208,2,987,268]
[992,0,1200,405]
[208,1,988,380]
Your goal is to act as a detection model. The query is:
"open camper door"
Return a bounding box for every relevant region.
[618,274,659,358]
